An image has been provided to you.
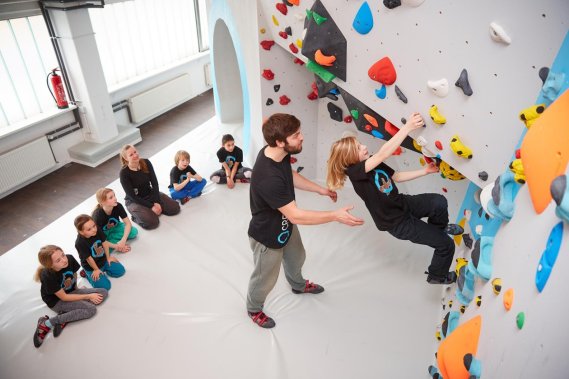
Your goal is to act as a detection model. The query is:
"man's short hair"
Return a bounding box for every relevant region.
[262,113,301,147]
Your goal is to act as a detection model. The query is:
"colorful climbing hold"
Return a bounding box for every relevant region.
[435,141,443,150]
[509,158,525,184]
[306,61,336,83]
[460,305,466,314]
[368,57,397,85]
[503,288,514,311]
[289,43,299,54]
[314,49,336,67]
[278,31,289,39]
[535,222,563,292]
[272,15,279,26]
[290,156,298,164]
[293,57,305,65]
[436,315,482,379]
[296,39,303,48]
[442,187,448,193]
[491,278,502,295]
[371,130,384,139]
[427,78,449,97]
[350,109,359,119]
[289,0,299,5]
[279,95,291,105]
[455,258,468,276]
[519,104,546,129]
[478,171,488,181]
[260,40,275,50]
[375,85,387,99]
[450,135,473,159]
[276,2,288,15]
[363,114,378,128]
[353,1,373,35]
[435,331,442,341]
[440,161,465,181]
[455,69,473,96]
[384,120,399,136]
[262,69,275,80]
[260,28,266,34]
[344,115,353,123]
[539,67,550,85]
[542,72,565,103]
[429,105,446,124]
[516,312,525,329]
[551,175,569,223]
[364,124,372,132]
[312,11,327,25]
[327,102,343,122]
[394,85,408,103]
[307,91,318,100]
[475,295,482,307]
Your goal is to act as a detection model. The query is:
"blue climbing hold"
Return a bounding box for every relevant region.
[353,1,373,35]
[375,84,387,99]
[542,72,566,104]
[371,129,384,139]
[536,221,563,292]
[456,264,475,305]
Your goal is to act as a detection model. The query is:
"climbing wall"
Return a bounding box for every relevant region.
[254,0,569,377]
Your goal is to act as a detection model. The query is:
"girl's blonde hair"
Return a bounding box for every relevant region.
[174,150,190,165]
[120,144,148,173]
[34,245,63,282]
[326,136,361,190]
[94,188,114,211]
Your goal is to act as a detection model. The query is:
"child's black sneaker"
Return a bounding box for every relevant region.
[33,315,51,348]
[53,322,66,338]
[180,197,190,205]
[445,224,464,236]
[248,311,276,329]
[426,271,457,285]
[292,280,325,294]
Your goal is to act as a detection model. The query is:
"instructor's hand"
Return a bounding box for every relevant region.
[335,205,364,226]
[319,188,338,202]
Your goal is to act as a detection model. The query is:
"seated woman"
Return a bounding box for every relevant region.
[119,144,180,229]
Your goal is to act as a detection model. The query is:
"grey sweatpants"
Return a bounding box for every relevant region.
[210,167,252,184]
[50,288,108,325]
[246,225,307,312]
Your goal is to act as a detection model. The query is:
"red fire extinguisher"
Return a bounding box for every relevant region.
[47,68,69,109]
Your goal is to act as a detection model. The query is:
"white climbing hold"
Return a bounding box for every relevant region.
[302,28,307,40]
[489,22,511,45]
[416,136,428,146]
[422,147,437,158]
[294,13,305,21]
[401,0,425,7]
[427,78,449,97]
[480,181,496,218]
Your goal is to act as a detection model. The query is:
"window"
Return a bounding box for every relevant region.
[90,0,209,88]
[0,16,59,128]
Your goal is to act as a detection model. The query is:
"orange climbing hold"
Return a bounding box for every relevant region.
[384,120,399,136]
[289,0,300,5]
[437,315,482,379]
[368,57,397,85]
[521,89,569,214]
[314,49,336,67]
[503,288,514,311]
[363,114,378,127]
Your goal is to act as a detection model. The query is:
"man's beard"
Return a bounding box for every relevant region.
[284,142,302,155]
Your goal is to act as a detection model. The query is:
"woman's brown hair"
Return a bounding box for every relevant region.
[120,144,148,173]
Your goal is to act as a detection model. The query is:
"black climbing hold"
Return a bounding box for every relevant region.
[394,85,408,103]
[283,0,293,6]
[326,93,338,101]
[315,75,338,99]
[266,98,274,106]
[274,84,281,92]
[401,117,407,124]
[455,69,473,96]
[285,26,292,36]
[539,67,550,85]
[478,171,488,181]
[297,166,304,173]
[551,175,567,205]
[383,0,401,9]
[327,102,343,121]
[462,233,473,249]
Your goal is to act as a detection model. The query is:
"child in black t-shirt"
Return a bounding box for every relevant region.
[209,134,252,189]
[74,214,125,291]
[93,187,138,253]
[327,113,464,285]
[168,150,207,205]
[32,244,108,348]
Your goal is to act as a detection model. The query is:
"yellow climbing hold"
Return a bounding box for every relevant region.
[260,28,266,34]
[509,158,526,184]
[491,278,502,295]
[413,140,423,153]
[429,104,446,124]
[455,258,468,276]
[453,218,467,245]
[296,39,303,48]
[272,15,279,26]
[440,161,466,180]
[519,104,546,129]
[419,157,426,166]
[450,135,473,159]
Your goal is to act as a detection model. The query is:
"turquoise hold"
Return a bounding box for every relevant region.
[371,130,384,139]
[353,1,373,35]
[375,85,387,99]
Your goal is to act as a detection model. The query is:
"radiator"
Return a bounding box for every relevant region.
[0,136,57,196]
[204,62,212,87]
[128,74,193,123]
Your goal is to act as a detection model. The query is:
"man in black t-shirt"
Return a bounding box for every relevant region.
[246,113,364,329]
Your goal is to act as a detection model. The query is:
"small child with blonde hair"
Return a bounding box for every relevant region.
[93,187,138,253]
[32,245,108,348]
[168,150,207,204]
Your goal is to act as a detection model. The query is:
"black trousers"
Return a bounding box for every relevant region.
[387,193,455,277]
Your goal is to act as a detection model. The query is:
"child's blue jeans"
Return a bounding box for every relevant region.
[169,179,207,200]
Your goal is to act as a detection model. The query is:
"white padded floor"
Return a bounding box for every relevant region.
[0,118,444,379]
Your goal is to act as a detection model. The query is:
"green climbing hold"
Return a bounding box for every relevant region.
[306,60,336,83]
[516,312,525,329]
[350,109,359,119]
[306,9,313,20]
[312,11,327,25]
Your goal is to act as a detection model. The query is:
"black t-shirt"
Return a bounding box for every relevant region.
[119,159,160,208]
[248,146,295,248]
[168,165,197,188]
[40,255,81,308]
[92,203,128,232]
[75,229,108,271]
[217,146,243,170]
[346,160,408,230]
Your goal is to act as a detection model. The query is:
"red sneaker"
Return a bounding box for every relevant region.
[33,315,51,348]
[248,311,276,329]
[292,280,325,294]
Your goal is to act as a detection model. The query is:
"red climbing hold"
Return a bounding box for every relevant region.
[307,91,318,100]
[435,140,443,150]
[278,31,288,39]
[344,115,353,123]
[368,57,397,85]
[293,57,305,65]
[262,69,274,80]
[515,149,521,159]
[442,187,448,193]
[289,43,298,54]
[384,120,399,136]
[279,95,291,105]
[260,40,275,50]
[392,146,402,156]
[311,82,318,92]
[276,3,288,15]
[290,156,298,164]
[364,124,372,132]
